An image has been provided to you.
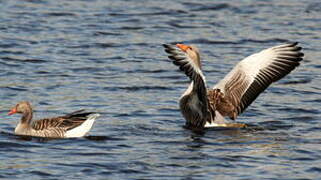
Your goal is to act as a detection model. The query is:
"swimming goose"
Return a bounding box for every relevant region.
[8,101,100,138]
[163,42,303,129]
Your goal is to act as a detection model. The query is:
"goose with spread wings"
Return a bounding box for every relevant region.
[163,42,303,129]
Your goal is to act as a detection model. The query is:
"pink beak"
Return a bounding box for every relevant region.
[8,108,17,115]
[176,44,191,52]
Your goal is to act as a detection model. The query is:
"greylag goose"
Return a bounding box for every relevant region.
[163,42,303,130]
[8,101,100,138]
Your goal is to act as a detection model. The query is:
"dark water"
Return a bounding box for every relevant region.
[0,0,320,179]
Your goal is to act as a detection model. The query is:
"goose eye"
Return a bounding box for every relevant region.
[16,104,21,111]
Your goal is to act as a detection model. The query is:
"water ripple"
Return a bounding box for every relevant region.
[0,0,320,179]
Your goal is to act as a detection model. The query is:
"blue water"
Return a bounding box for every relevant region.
[0,0,320,179]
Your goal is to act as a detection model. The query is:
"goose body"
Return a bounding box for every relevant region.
[163,43,303,130]
[8,101,100,138]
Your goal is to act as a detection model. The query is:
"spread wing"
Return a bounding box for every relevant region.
[163,44,209,127]
[163,44,208,103]
[213,42,303,118]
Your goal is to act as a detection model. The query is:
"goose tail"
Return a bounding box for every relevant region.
[64,113,100,138]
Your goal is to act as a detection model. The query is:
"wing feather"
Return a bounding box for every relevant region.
[163,44,209,128]
[32,110,95,131]
[163,44,207,100]
[214,42,303,117]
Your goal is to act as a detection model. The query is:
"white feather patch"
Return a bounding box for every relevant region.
[64,113,100,138]
[205,111,230,127]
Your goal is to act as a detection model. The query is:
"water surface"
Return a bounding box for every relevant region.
[0,0,320,179]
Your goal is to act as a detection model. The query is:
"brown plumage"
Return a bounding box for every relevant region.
[8,101,99,138]
[163,42,303,129]
[207,89,236,120]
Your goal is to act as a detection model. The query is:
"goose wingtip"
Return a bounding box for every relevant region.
[89,113,100,118]
[290,41,299,46]
[163,44,170,48]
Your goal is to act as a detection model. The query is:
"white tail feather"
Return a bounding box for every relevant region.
[64,113,100,138]
[205,111,230,127]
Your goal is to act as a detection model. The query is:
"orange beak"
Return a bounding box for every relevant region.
[176,44,191,52]
[8,108,17,115]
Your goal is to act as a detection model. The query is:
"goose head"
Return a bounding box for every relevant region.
[176,44,202,69]
[8,101,32,115]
